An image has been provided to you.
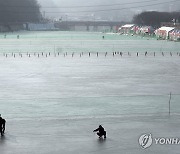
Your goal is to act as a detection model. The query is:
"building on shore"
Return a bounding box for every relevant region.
[118,24,135,34]
[155,26,175,40]
[138,26,155,35]
[24,23,58,31]
[0,23,24,32]
[161,22,180,29]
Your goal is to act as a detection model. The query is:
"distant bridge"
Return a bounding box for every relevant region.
[54,21,124,31]
[0,21,125,32]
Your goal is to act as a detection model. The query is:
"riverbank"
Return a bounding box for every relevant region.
[0,31,179,54]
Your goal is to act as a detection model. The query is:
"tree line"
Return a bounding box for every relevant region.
[132,11,180,28]
[0,0,41,23]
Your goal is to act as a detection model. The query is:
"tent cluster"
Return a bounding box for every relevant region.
[169,29,180,41]
[118,24,154,35]
[118,24,180,41]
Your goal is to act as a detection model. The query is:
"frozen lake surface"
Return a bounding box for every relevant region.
[0,31,180,153]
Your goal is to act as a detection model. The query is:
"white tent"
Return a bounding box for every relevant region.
[156,26,175,39]
[120,24,135,29]
[118,24,135,34]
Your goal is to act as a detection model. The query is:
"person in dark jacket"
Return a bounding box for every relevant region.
[93,125,106,139]
[0,117,2,136]
[0,115,6,136]
[1,118,6,134]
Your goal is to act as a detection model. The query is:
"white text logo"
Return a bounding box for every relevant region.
[139,134,153,149]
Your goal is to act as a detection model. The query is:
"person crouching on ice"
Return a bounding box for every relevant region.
[93,125,106,139]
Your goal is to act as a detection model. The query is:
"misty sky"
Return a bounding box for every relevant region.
[38,0,180,21]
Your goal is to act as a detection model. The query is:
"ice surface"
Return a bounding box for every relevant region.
[0,55,180,154]
[1,115,180,154]
[0,32,180,153]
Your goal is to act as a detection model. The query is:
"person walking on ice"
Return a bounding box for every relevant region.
[93,125,106,139]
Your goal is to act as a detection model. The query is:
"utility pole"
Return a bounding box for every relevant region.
[169,92,172,116]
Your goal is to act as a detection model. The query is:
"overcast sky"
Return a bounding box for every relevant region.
[38,0,180,21]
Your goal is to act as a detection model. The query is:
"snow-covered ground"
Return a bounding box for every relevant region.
[0,31,180,53]
[0,54,180,153]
